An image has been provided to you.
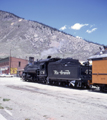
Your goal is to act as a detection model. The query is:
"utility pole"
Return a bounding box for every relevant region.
[9,49,11,75]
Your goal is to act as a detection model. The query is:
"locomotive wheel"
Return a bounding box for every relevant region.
[46,79,50,85]
[81,85,85,89]
[42,80,45,84]
[68,82,73,87]
[58,82,61,86]
[46,77,49,85]
[22,73,26,81]
[62,82,66,87]
[46,81,49,85]
[42,79,46,84]
[22,76,27,81]
[100,86,105,92]
[86,85,90,89]
[52,81,55,85]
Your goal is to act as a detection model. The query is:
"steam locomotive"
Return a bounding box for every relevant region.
[22,56,92,88]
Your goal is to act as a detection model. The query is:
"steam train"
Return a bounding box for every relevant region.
[22,56,92,89]
[22,46,107,92]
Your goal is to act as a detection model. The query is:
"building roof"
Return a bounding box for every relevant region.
[88,49,107,60]
[0,57,9,63]
[0,57,28,63]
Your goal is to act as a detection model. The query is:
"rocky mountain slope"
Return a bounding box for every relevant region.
[0,10,102,61]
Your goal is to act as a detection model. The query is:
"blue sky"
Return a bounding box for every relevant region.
[0,0,107,45]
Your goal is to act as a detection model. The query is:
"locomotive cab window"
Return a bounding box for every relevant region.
[40,64,45,69]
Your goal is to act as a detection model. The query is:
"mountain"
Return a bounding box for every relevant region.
[0,10,102,61]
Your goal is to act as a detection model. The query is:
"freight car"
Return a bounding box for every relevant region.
[88,46,107,91]
[22,56,92,88]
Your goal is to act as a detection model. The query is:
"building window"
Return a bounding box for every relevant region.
[19,61,21,67]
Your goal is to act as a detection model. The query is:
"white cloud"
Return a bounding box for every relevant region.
[71,23,89,30]
[86,28,97,33]
[59,25,67,30]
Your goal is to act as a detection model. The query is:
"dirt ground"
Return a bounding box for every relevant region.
[0,77,107,120]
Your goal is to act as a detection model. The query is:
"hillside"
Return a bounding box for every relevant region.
[0,10,102,61]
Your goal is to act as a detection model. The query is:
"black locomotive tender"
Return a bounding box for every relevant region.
[22,56,92,88]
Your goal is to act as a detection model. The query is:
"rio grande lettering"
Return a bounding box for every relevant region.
[54,70,70,75]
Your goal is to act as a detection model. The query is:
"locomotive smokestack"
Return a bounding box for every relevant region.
[47,56,51,59]
[29,57,34,65]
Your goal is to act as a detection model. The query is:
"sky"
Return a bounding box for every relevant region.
[0,0,107,45]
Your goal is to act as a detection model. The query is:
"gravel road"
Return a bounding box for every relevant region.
[0,77,107,120]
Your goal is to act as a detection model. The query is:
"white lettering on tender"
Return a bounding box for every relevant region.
[54,70,70,75]
[54,70,59,75]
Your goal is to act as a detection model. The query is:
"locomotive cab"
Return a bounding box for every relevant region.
[36,57,61,83]
[37,60,48,77]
